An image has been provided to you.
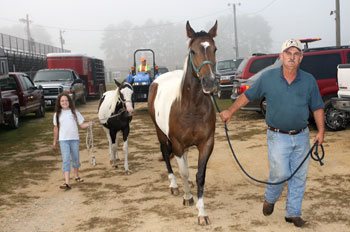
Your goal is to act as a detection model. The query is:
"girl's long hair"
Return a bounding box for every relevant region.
[54,93,78,128]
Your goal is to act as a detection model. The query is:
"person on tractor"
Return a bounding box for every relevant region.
[138,57,151,75]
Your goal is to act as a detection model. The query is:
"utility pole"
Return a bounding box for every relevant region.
[228,3,240,58]
[335,0,341,46]
[59,30,65,51]
[19,14,33,53]
[330,0,341,46]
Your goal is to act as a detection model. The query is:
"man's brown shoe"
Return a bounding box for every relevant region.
[262,200,274,216]
[285,216,306,227]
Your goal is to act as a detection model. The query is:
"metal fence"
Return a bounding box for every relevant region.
[0,32,70,55]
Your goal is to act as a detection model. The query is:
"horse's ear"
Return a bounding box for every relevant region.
[114,79,121,87]
[208,20,218,38]
[186,21,195,39]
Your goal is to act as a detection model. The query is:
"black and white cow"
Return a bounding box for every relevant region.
[98,80,134,174]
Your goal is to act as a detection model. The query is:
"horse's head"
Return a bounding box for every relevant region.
[187,20,217,94]
[114,79,134,116]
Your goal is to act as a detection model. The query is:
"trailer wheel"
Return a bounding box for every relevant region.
[9,107,20,129]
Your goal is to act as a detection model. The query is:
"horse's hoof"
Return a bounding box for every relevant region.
[183,197,194,206]
[112,164,118,168]
[92,159,96,166]
[169,187,179,196]
[125,170,132,175]
[188,181,195,188]
[116,158,121,161]
[198,216,210,226]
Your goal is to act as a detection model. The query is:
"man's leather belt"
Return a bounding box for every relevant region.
[267,126,306,135]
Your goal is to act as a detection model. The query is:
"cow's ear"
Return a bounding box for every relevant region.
[114,79,121,87]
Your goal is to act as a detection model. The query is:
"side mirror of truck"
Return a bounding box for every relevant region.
[38,85,43,90]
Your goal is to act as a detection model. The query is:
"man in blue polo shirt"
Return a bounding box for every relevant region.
[220,39,325,227]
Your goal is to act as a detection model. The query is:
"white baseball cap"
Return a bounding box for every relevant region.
[281,39,302,52]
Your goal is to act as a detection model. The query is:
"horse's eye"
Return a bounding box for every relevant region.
[190,50,195,55]
[214,48,217,52]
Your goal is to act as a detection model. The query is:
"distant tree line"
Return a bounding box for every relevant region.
[101,14,272,77]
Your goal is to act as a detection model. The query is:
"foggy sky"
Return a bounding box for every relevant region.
[0,0,349,61]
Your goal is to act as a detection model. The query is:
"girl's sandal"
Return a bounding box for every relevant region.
[59,183,71,190]
[75,177,84,183]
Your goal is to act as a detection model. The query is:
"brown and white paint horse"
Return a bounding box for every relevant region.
[148,21,217,225]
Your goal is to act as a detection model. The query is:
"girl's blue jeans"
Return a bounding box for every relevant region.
[59,140,81,172]
[265,127,310,217]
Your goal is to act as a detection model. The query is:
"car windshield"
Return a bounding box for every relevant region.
[236,58,248,73]
[217,59,243,73]
[34,71,72,82]
[249,60,282,81]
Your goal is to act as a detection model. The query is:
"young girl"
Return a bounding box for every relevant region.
[52,93,92,190]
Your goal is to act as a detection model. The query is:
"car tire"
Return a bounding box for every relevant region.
[99,86,105,99]
[9,107,19,129]
[218,89,222,99]
[261,99,267,117]
[324,100,347,131]
[35,101,45,118]
[80,92,87,105]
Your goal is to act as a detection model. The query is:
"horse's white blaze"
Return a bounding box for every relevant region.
[120,87,134,114]
[168,173,178,188]
[201,41,210,49]
[175,153,193,200]
[201,41,215,75]
[196,197,207,217]
[154,70,183,137]
[98,89,119,124]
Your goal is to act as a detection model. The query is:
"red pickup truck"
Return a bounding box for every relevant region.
[0,72,45,129]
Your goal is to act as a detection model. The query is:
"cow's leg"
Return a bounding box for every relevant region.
[196,135,214,226]
[175,151,194,206]
[122,125,130,175]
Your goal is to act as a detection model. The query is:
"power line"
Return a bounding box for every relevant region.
[238,0,278,16]
[0,9,230,33]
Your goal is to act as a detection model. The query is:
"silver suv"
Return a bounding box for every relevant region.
[33,69,86,106]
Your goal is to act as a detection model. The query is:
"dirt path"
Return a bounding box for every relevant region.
[1,100,349,232]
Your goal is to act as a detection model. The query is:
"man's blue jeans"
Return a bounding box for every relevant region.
[265,127,310,217]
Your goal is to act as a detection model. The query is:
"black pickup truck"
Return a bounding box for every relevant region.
[0,72,45,129]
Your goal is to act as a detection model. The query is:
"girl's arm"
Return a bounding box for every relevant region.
[53,125,58,149]
[79,121,93,129]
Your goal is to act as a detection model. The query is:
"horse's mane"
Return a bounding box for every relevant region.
[175,55,189,103]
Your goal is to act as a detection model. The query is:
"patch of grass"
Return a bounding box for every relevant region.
[0,151,58,195]
[305,174,350,225]
[76,216,129,232]
[0,112,54,152]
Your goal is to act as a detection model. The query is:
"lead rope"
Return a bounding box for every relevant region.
[210,93,325,185]
[86,123,96,166]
